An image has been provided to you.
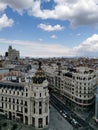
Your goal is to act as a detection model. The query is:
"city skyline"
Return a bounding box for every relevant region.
[0,0,98,57]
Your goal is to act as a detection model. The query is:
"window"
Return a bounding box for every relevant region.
[39,101,42,107]
[39,108,42,114]
[25,101,27,106]
[17,99,19,104]
[5,97,7,101]
[26,93,28,97]
[21,100,23,105]
[9,104,11,109]
[38,118,43,128]
[34,108,35,114]
[1,97,3,101]
[17,91,19,95]
[84,91,86,94]
[13,99,15,103]
[9,90,11,94]
[40,93,41,97]
[45,103,48,113]
[22,92,23,96]
[46,116,48,125]
[34,93,36,96]
[25,108,28,113]
[25,116,28,125]
[13,105,15,110]
[2,102,4,108]
[32,117,35,127]
[2,89,3,93]
[83,77,86,80]
[34,101,35,106]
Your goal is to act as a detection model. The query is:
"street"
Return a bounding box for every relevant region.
[50,93,95,130]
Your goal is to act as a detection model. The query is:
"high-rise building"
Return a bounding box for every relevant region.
[7,46,20,60]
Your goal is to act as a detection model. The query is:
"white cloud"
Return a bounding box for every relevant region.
[73,34,98,56]
[0,14,14,30]
[2,0,33,15]
[0,38,73,57]
[1,0,98,27]
[0,2,7,13]
[38,23,64,31]
[1,34,98,57]
[50,35,57,39]
[29,0,98,27]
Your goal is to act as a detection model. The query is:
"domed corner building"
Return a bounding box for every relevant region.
[30,62,49,129]
[0,62,49,129]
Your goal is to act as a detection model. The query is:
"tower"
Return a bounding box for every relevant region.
[30,62,49,129]
[8,45,20,61]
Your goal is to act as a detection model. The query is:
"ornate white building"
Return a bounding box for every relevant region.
[46,65,97,111]
[0,63,49,129]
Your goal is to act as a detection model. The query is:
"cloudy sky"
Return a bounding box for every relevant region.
[0,0,98,57]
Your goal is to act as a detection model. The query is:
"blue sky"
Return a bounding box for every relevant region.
[0,0,98,57]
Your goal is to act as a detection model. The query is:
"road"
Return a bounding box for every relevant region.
[50,93,95,130]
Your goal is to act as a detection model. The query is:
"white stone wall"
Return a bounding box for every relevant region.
[30,80,49,128]
[0,80,49,128]
[46,66,97,109]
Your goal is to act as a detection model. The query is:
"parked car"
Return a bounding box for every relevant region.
[62,113,67,118]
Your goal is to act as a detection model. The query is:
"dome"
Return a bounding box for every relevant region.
[33,62,46,84]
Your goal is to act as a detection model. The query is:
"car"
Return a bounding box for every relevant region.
[71,118,78,126]
[72,118,78,123]
[60,110,62,113]
[62,113,67,118]
[64,111,68,115]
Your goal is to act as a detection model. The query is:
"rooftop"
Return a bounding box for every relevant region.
[0,80,24,90]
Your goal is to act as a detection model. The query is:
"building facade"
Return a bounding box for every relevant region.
[8,46,20,61]
[0,63,49,129]
[46,65,97,111]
